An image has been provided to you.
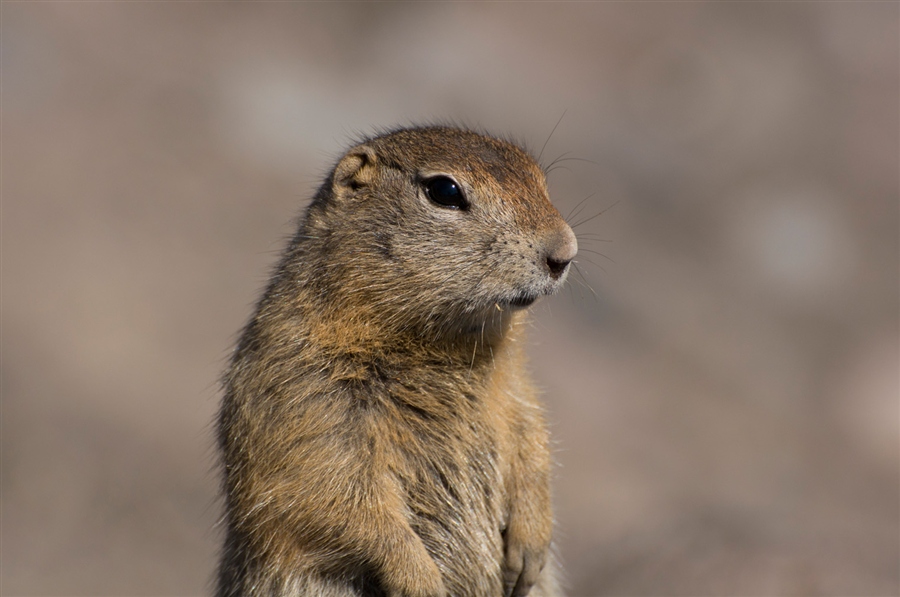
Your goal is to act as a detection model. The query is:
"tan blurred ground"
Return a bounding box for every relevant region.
[2,3,897,596]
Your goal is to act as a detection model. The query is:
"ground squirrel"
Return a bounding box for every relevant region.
[217,126,577,597]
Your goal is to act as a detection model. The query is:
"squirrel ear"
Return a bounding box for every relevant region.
[333,145,378,196]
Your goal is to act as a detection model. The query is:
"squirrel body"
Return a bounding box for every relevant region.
[217,127,576,597]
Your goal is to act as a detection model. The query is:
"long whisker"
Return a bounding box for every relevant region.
[538,109,567,163]
[575,234,613,242]
[570,200,620,229]
[576,248,615,264]
[572,263,599,301]
[565,193,596,224]
[574,257,607,275]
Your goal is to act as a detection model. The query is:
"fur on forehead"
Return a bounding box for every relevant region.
[348,125,547,186]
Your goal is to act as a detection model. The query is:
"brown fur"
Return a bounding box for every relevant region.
[217,126,577,597]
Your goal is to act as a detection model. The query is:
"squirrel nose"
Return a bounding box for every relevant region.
[544,224,578,279]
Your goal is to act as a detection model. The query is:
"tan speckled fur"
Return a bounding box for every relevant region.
[217,127,576,597]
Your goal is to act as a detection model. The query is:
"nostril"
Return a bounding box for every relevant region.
[546,256,571,278]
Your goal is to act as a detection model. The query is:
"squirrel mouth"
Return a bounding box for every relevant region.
[504,291,538,309]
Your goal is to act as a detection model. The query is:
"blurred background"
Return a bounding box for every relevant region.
[2,3,897,596]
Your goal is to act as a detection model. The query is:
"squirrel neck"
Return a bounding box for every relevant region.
[300,295,526,374]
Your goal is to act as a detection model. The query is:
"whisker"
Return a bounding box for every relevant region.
[576,248,615,264]
[545,151,573,172]
[545,165,572,177]
[572,263,599,301]
[549,156,599,167]
[538,109,567,163]
[570,200,619,230]
[565,193,596,223]
[575,234,613,243]
[574,257,606,275]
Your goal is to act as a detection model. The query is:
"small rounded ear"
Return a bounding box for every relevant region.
[332,145,378,198]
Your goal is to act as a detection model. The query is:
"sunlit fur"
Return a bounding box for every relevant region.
[217,127,576,597]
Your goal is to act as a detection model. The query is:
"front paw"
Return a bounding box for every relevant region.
[502,539,548,597]
[384,554,447,597]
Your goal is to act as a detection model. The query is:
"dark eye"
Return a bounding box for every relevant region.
[424,176,468,210]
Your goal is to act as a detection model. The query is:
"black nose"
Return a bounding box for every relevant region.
[546,256,571,278]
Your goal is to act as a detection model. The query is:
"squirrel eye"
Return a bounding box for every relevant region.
[424,176,468,210]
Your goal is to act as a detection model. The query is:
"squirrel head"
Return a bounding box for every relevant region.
[301,126,577,342]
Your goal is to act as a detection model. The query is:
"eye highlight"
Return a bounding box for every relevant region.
[423,176,468,210]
